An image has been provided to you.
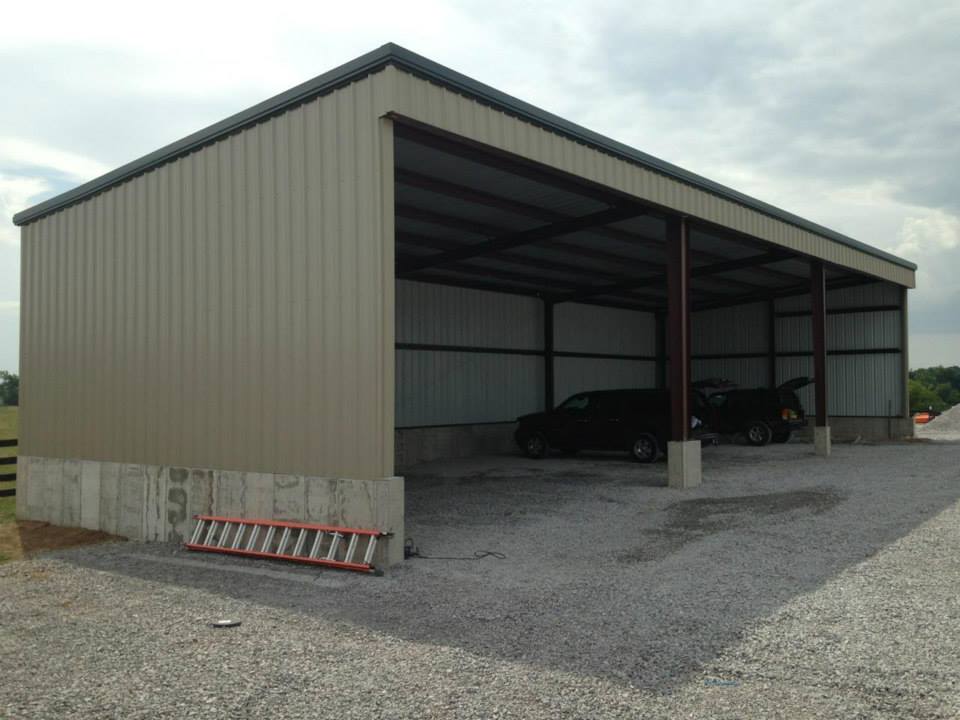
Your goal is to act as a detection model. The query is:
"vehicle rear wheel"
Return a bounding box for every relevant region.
[771,429,792,443]
[744,420,773,446]
[631,433,659,463]
[524,432,549,459]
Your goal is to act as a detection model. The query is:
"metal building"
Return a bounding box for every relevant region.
[13,45,916,565]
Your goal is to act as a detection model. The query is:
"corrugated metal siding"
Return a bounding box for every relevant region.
[554,358,657,402]
[388,68,915,288]
[554,303,656,355]
[693,358,768,388]
[777,355,903,417]
[396,280,541,349]
[692,302,768,355]
[776,281,903,312]
[19,71,396,479]
[776,311,901,353]
[396,350,542,426]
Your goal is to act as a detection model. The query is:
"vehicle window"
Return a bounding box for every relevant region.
[592,394,622,417]
[708,393,727,408]
[558,394,590,411]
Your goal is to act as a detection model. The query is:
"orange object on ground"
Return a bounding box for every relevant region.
[185,515,387,573]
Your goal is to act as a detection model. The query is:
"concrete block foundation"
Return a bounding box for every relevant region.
[396,423,516,470]
[668,440,702,489]
[17,456,405,567]
[814,426,832,457]
[794,416,914,443]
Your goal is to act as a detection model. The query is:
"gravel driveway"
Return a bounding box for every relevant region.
[2,441,959,719]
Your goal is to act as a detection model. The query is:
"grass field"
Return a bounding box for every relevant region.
[0,405,20,527]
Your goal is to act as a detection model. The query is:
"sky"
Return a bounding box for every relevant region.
[1,0,958,372]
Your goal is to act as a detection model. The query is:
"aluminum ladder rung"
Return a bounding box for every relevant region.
[185,515,387,574]
[292,528,307,557]
[362,536,377,565]
[344,534,359,564]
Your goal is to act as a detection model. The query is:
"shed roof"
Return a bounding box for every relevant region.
[13,43,915,274]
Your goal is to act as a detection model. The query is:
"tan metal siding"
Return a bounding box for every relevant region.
[388,68,914,288]
[18,70,395,480]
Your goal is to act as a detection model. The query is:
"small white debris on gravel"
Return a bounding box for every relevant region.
[1,442,959,719]
[916,403,960,441]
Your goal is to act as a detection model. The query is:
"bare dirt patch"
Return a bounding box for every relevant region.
[0,520,121,562]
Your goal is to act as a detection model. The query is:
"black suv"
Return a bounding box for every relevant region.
[696,377,810,445]
[514,389,715,463]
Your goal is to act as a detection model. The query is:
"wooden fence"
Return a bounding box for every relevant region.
[0,438,16,497]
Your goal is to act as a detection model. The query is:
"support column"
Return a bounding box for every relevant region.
[900,286,910,420]
[655,311,667,389]
[810,261,831,456]
[544,299,555,411]
[767,298,777,388]
[666,216,701,488]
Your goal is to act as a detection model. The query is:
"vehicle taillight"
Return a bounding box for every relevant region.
[781,408,796,420]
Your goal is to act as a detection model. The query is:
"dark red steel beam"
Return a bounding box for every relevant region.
[667,216,691,441]
[810,261,828,426]
[397,206,642,275]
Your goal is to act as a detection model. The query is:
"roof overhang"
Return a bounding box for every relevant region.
[13,43,916,287]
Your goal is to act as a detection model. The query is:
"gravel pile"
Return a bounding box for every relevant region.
[917,403,960,441]
[2,442,959,718]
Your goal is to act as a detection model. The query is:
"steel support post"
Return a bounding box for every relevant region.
[810,261,831,455]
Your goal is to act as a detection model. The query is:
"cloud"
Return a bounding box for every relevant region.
[0,173,50,246]
[0,138,110,181]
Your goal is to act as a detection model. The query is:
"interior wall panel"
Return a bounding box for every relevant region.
[396,280,542,349]
[777,355,903,417]
[554,358,657,402]
[396,350,543,426]
[554,303,656,355]
[692,358,768,389]
[692,302,768,355]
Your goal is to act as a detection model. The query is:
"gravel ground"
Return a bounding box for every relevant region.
[917,403,960,441]
[2,441,959,719]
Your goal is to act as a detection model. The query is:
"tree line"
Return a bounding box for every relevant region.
[0,371,17,406]
[909,366,960,413]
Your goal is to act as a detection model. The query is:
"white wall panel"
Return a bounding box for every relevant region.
[693,358,768,389]
[555,303,656,355]
[692,302,768,355]
[397,280,542,349]
[554,358,656,402]
[776,281,902,312]
[396,350,542,426]
[777,354,903,416]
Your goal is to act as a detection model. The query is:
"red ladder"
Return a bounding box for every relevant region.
[185,515,387,573]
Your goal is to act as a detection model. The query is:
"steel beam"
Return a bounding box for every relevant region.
[767,298,777,388]
[810,261,828,427]
[667,216,691,441]
[544,300,555,410]
[655,312,667,389]
[397,207,641,275]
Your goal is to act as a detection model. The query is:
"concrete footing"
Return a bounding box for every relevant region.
[667,440,702,489]
[814,426,832,456]
[396,423,516,470]
[794,416,914,442]
[16,456,405,566]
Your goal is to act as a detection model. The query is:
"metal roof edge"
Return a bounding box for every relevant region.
[13,42,917,275]
[383,45,916,273]
[12,44,398,226]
